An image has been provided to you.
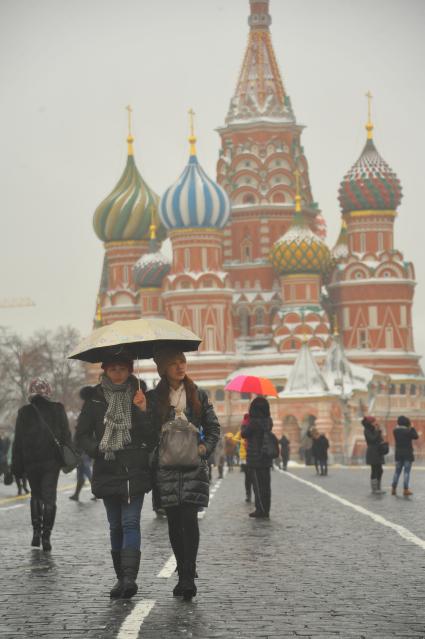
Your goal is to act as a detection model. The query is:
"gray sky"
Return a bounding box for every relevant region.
[1,0,425,358]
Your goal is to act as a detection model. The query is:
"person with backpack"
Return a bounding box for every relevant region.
[11,378,71,551]
[391,415,419,496]
[241,397,278,519]
[146,346,220,602]
[311,429,329,476]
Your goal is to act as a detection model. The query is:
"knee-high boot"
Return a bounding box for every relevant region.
[30,498,43,547]
[182,560,197,601]
[41,504,56,552]
[120,548,141,599]
[110,551,122,598]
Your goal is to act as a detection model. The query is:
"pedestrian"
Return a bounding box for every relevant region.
[279,432,290,471]
[242,396,275,519]
[224,432,236,471]
[300,426,314,465]
[11,378,71,551]
[75,353,155,599]
[362,415,386,495]
[214,436,225,479]
[311,429,329,476]
[234,415,252,502]
[391,415,419,497]
[147,345,220,601]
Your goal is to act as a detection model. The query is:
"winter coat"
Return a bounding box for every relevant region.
[363,423,385,466]
[312,435,329,461]
[12,396,71,478]
[146,386,220,509]
[241,416,274,469]
[393,425,419,462]
[75,382,156,499]
[279,435,290,458]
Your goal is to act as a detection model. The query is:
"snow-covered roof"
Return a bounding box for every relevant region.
[281,342,329,397]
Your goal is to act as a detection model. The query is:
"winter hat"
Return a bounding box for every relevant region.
[153,346,186,376]
[362,415,376,427]
[397,415,411,427]
[28,378,52,399]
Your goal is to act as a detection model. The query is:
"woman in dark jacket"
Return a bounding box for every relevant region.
[11,378,71,551]
[241,396,274,519]
[391,415,419,496]
[147,346,220,601]
[75,353,155,599]
[362,415,386,495]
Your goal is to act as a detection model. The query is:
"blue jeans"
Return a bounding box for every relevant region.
[103,495,144,551]
[392,460,412,489]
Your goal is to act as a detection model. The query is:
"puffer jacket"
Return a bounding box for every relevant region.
[364,422,385,465]
[241,416,274,469]
[75,380,156,499]
[146,386,220,509]
[393,425,419,462]
[12,396,71,478]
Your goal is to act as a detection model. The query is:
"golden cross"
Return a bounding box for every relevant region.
[188,108,195,138]
[365,91,373,123]
[126,105,133,137]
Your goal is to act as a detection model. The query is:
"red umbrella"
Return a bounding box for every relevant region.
[224,375,278,397]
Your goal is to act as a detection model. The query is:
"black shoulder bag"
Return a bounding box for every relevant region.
[32,404,81,473]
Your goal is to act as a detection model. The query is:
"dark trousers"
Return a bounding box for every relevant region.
[314,457,328,476]
[166,504,199,565]
[27,467,60,507]
[370,464,383,481]
[250,467,271,515]
[241,464,252,498]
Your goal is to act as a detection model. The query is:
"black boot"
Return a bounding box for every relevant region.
[41,504,56,552]
[30,498,42,547]
[173,560,185,596]
[110,551,122,598]
[120,548,141,599]
[182,561,197,601]
[69,477,85,501]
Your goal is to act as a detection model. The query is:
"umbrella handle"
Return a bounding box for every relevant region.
[137,357,140,390]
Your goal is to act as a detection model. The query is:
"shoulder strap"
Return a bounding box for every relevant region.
[31,403,61,448]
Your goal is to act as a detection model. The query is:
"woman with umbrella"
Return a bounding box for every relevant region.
[75,350,155,599]
[147,345,220,601]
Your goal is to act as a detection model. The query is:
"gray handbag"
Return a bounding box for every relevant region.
[158,417,200,468]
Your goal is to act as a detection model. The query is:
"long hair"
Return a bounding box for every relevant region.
[248,396,271,418]
[155,375,202,423]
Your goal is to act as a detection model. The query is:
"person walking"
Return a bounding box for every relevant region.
[391,415,419,497]
[311,429,329,476]
[279,433,290,471]
[234,415,252,502]
[224,432,236,471]
[241,397,275,519]
[146,346,220,601]
[11,378,71,551]
[362,415,386,495]
[75,353,155,599]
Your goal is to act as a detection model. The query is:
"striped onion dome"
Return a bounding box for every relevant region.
[159,141,230,230]
[338,138,402,213]
[271,210,332,277]
[93,136,166,242]
[133,229,171,288]
[332,220,349,260]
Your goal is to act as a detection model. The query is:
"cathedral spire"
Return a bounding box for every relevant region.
[365,91,374,141]
[248,0,272,30]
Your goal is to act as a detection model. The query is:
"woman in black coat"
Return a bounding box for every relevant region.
[241,396,274,519]
[362,415,386,494]
[391,415,419,496]
[75,353,155,599]
[146,345,220,601]
[11,378,71,551]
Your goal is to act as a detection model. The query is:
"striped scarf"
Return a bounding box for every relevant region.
[99,375,133,460]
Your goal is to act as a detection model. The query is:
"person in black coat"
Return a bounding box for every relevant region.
[146,346,220,602]
[11,378,71,551]
[241,396,274,519]
[362,415,386,494]
[279,433,290,471]
[391,415,419,496]
[75,353,155,599]
[311,429,329,476]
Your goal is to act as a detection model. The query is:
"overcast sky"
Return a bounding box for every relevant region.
[1,0,425,358]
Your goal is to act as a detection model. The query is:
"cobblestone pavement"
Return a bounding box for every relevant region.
[1,465,425,639]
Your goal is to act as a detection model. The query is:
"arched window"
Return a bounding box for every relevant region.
[241,238,253,263]
[400,384,406,395]
[255,307,265,325]
[243,194,255,205]
[239,308,250,337]
[410,384,416,396]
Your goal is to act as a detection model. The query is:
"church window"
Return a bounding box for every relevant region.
[400,306,407,326]
[400,383,406,395]
[358,329,368,349]
[378,232,384,251]
[184,248,190,270]
[410,384,416,396]
[368,306,378,328]
[215,389,225,401]
[241,239,253,262]
[239,308,250,336]
[385,326,394,349]
[255,308,265,325]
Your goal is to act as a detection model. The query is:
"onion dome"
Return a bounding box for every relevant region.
[133,221,171,288]
[270,174,332,277]
[159,111,230,230]
[338,96,402,213]
[93,108,166,243]
[332,220,349,260]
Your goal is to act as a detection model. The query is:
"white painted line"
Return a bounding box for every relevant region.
[278,468,425,552]
[117,599,155,639]
[0,504,24,512]
[157,554,176,578]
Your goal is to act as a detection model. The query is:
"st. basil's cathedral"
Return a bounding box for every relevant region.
[91,0,425,461]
